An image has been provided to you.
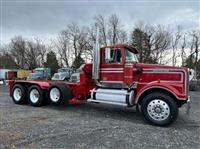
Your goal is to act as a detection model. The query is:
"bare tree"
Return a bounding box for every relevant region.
[24,38,48,69]
[191,30,200,67]
[58,23,93,67]
[171,26,182,66]
[95,14,127,46]
[180,33,187,66]
[85,25,96,61]
[26,41,37,69]
[186,30,200,68]
[57,23,83,67]
[8,36,48,69]
[150,25,171,64]
[10,36,27,68]
[0,46,17,69]
[35,38,48,66]
[131,23,171,64]
[77,26,92,62]
[67,23,81,58]
[56,31,71,67]
[108,14,120,45]
[118,29,128,43]
[183,30,200,70]
[95,15,107,46]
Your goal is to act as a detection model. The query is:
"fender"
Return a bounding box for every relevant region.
[135,82,188,104]
[9,80,50,96]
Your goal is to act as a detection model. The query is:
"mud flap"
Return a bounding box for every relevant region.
[186,96,191,115]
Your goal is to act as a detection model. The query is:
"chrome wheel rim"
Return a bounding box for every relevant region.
[50,88,60,102]
[13,88,22,101]
[30,89,40,103]
[147,99,170,121]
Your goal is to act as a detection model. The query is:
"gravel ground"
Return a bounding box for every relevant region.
[0,85,200,149]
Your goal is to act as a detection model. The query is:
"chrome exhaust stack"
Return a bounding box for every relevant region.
[92,25,100,80]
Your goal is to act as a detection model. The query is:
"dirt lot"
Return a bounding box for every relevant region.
[0,85,200,149]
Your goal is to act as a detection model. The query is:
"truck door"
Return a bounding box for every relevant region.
[99,48,124,84]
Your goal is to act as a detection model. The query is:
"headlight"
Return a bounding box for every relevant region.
[70,73,80,83]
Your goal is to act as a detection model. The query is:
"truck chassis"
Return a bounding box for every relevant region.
[8,43,190,126]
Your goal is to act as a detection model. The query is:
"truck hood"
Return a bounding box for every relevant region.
[52,72,69,80]
[135,63,187,70]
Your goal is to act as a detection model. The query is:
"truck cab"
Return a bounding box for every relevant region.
[89,44,189,125]
[99,44,139,87]
[27,68,51,80]
[93,44,188,101]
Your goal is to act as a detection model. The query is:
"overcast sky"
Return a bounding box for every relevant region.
[0,0,199,46]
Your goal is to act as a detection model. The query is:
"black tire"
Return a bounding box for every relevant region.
[12,84,26,104]
[141,92,178,126]
[28,85,44,107]
[47,83,73,106]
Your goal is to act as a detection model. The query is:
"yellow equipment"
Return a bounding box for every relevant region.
[17,70,31,79]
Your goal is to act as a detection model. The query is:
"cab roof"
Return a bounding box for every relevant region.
[101,44,139,54]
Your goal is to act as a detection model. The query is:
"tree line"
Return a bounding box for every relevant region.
[0,14,200,77]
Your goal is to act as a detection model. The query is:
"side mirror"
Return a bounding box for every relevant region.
[105,48,111,62]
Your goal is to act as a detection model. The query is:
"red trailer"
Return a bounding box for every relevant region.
[6,71,17,80]
[8,31,190,126]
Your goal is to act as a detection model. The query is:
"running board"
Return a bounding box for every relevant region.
[87,99,127,106]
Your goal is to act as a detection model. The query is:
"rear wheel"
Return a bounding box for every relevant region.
[141,92,178,126]
[28,85,44,107]
[12,84,26,104]
[47,83,72,105]
[50,87,61,103]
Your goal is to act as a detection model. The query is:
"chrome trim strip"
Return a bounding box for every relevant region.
[138,80,183,84]
[88,99,127,106]
[100,80,124,83]
[101,68,123,71]
[100,71,123,73]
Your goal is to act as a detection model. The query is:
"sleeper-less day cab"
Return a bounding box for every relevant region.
[8,29,190,126]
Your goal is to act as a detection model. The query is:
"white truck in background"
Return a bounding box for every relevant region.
[189,69,198,91]
[0,69,10,85]
[52,68,74,81]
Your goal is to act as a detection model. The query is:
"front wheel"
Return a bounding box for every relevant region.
[141,92,178,126]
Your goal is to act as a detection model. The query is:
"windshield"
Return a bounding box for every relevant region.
[31,73,42,78]
[125,49,138,63]
[35,70,44,74]
[58,68,68,73]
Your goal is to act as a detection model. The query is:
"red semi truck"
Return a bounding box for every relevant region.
[8,42,190,126]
